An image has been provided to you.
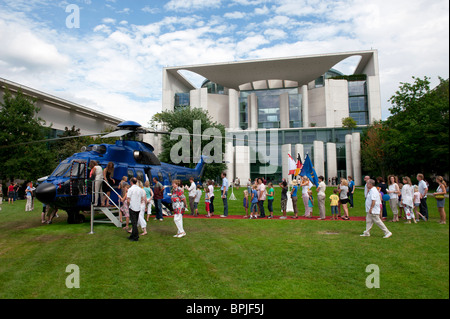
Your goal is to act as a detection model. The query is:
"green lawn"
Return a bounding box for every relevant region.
[0,187,448,299]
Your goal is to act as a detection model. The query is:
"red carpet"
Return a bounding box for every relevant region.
[167,214,367,221]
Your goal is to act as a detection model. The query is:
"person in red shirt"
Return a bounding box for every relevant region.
[8,183,15,204]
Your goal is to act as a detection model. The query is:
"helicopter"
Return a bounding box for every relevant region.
[35,121,207,224]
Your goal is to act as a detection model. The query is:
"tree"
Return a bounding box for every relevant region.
[361,76,449,179]
[386,76,449,177]
[0,88,54,181]
[360,121,388,178]
[150,106,226,181]
[342,116,357,129]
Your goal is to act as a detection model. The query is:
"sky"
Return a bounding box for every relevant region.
[0,0,448,126]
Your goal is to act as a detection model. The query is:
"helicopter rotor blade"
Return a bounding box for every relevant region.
[0,132,106,150]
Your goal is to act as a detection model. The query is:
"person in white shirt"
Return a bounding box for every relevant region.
[301,176,312,217]
[401,176,416,224]
[360,179,392,238]
[417,173,429,221]
[89,160,103,206]
[363,175,370,198]
[220,172,229,217]
[137,180,148,235]
[208,180,215,216]
[257,178,266,218]
[316,176,326,220]
[387,175,400,222]
[127,177,143,241]
[186,177,197,216]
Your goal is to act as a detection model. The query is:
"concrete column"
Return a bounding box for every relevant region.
[279,92,290,128]
[351,132,362,186]
[224,141,234,182]
[228,89,240,131]
[234,145,250,182]
[294,144,304,163]
[313,140,324,177]
[301,85,309,127]
[249,93,258,130]
[326,143,337,184]
[345,134,353,178]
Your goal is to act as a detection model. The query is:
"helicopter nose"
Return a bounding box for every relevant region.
[35,183,56,204]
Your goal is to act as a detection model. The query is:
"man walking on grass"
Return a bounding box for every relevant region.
[361,179,392,238]
[127,177,142,242]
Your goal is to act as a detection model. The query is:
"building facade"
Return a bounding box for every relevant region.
[162,50,382,186]
[0,77,124,138]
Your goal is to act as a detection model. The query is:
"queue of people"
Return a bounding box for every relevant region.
[6,167,447,241]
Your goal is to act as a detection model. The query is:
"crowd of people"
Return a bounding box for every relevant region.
[2,161,447,241]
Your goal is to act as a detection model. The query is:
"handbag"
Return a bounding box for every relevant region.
[435,194,445,200]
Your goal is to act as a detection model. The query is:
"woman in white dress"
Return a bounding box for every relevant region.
[401,176,416,224]
[387,175,400,222]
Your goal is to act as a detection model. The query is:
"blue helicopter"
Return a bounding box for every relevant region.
[35,121,207,223]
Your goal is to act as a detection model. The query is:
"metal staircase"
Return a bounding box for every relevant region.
[89,180,124,234]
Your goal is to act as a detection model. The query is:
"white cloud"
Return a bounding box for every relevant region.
[164,0,222,11]
[224,11,246,19]
[0,18,69,73]
[263,28,287,40]
[254,5,270,15]
[0,0,448,125]
[102,18,116,24]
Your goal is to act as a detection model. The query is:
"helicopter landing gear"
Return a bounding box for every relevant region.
[66,208,85,224]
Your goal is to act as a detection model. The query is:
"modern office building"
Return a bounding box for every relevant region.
[0,77,124,138]
[166,50,381,186]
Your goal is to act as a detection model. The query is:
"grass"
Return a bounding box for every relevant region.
[0,187,448,299]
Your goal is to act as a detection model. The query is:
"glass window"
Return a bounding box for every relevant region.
[51,160,70,177]
[127,169,134,181]
[349,112,368,125]
[284,131,300,144]
[174,93,190,107]
[348,81,367,96]
[301,131,316,144]
[349,96,367,112]
[289,94,302,128]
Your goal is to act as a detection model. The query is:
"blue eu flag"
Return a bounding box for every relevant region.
[299,154,319,187]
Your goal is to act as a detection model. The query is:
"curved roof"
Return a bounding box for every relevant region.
[164,50,378,91]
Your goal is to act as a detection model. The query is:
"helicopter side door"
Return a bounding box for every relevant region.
[69,160,87,196]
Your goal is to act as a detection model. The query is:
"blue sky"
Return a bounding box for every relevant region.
[0,0,448,125]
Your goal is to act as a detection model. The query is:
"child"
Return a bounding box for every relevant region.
[205,186,211,217]
[307,189,314,217]
[119,184,130,230]
[194,185,202,217]
[413,185,424,221]
[250,184,258,219]
[144,180,154,222]
[267,183,274,219]
[329,189,339,220]
[243,190,249,218]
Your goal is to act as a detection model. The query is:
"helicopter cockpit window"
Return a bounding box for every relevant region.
[51,160,71,177]
[127,169,134,181]
[158,172,163,182]
[136,170,144,183]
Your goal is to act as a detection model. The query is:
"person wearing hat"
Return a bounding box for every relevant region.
[291,179,299,218]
